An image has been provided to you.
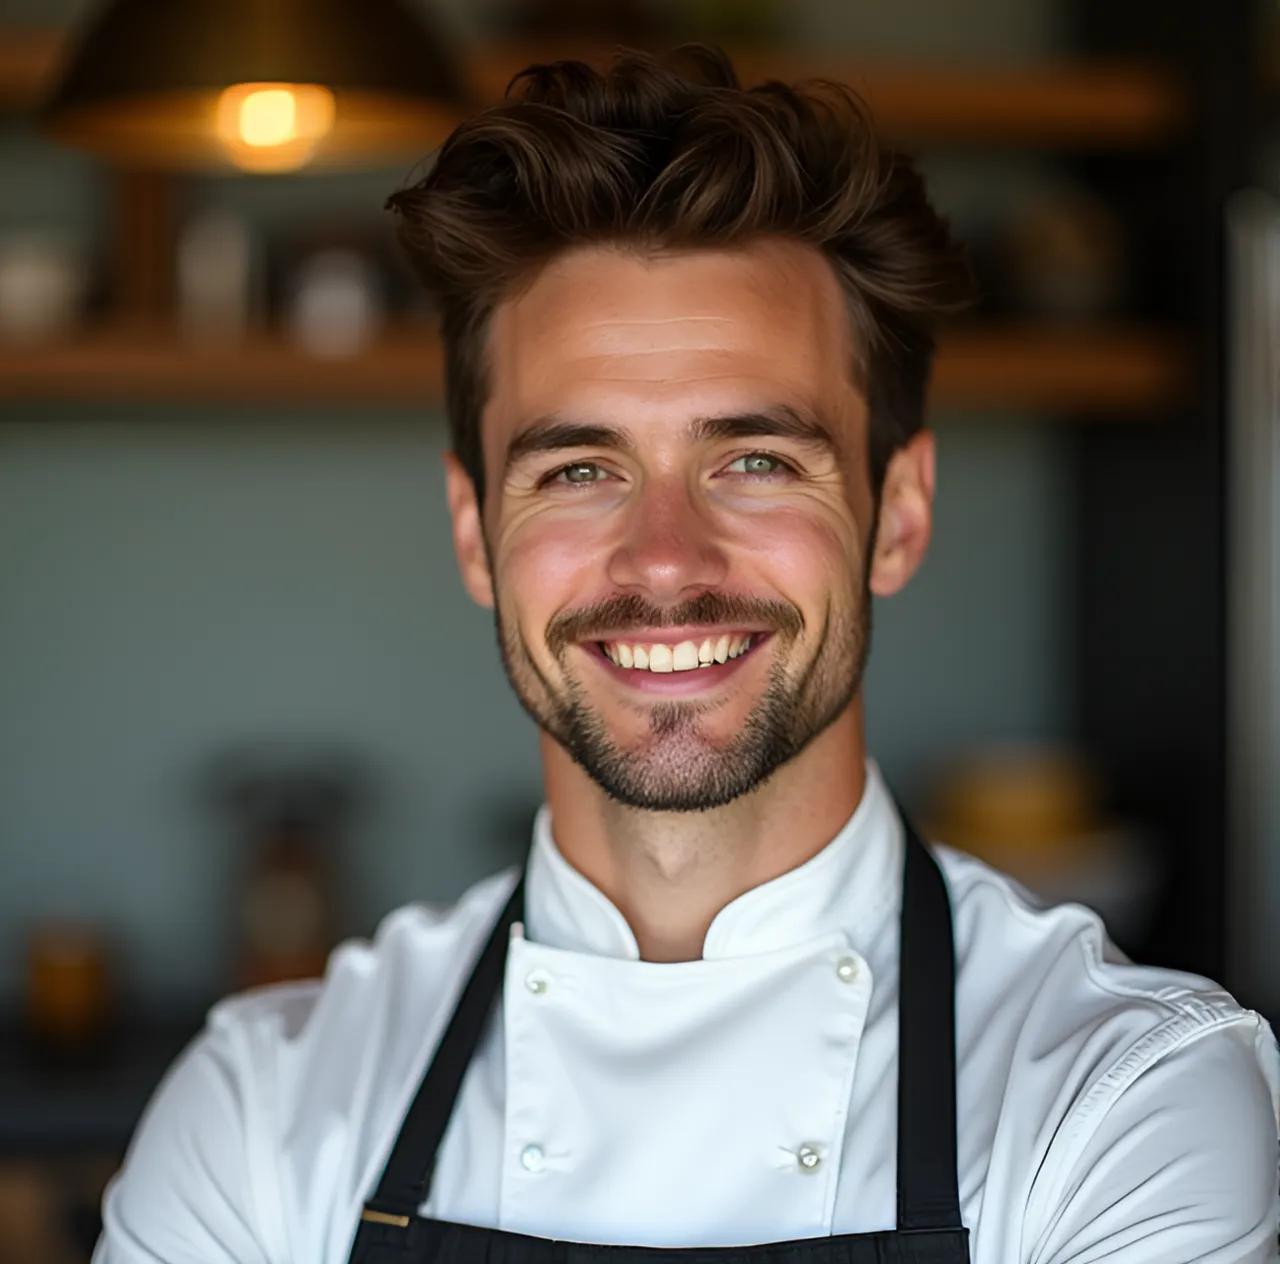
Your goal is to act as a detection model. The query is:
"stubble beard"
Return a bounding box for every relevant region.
[492,573,874,814]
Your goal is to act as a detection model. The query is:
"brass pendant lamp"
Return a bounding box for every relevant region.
[38,0,472,173]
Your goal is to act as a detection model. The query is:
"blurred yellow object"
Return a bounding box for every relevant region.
[921,743,1162,946]
[920,742,1115,886]
[214,82,335,172]
[926,743,1102,852]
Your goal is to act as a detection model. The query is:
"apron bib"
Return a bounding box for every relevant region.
[347,798,970,1263]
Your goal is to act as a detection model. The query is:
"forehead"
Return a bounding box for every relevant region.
[481,237,859,442]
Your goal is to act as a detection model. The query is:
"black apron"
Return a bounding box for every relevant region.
[347,800,970,1263]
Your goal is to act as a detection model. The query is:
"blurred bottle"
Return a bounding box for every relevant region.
[24,919,114,1062]
[238,810,335,988]
[175,207,255,345]
[206,744,366,989]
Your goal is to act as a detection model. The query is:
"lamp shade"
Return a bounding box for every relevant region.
[38,0,472,172]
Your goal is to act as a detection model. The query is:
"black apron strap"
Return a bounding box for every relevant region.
[893,800,963,1233]
[361,874,526,1223]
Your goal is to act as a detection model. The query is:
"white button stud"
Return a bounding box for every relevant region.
[796,1144,822,1173]
[835,956,859,984]
[520,1143,546,1172]
[525,969,550,995]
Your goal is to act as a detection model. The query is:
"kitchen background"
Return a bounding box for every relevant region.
[1,0,1276,1257]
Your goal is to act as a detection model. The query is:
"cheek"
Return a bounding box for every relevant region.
[499,517,602,625]
[730,503,859,589]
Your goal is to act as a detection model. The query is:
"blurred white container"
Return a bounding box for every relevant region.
[176,207,254,344]
[285,248,384,358]
[0,231,88,344]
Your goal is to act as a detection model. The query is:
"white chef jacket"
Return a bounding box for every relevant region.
[94,757,1280,1264]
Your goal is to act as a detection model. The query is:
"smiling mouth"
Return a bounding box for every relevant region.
[597,631,758,672]
[585,630,770,680]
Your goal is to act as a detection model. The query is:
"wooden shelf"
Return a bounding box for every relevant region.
[477,43,1187,149]
[1,26,1186,149]
[933,324,1190,414]
[0,321,1190,416]
[0,322,443,406]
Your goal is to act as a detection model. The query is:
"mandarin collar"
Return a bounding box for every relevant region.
[521,757,903,961]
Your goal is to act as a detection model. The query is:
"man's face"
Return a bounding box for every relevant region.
[452,237,885,812]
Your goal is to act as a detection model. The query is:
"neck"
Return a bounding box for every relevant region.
[538,697,868,961]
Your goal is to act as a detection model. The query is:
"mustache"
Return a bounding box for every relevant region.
[546,591,803,657]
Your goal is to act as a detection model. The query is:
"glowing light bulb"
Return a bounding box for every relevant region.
[214,83,336,173]
[238,89,297,147]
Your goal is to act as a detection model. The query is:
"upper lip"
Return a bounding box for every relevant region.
[585,627,770,644]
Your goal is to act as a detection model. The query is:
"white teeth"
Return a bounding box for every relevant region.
[648,644,673,672]
[672,641,699,671]
[600,633,759,673]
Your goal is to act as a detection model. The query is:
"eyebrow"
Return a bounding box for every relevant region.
[502,403,841,479]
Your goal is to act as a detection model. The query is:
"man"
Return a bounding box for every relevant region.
[95,44,1279,1264]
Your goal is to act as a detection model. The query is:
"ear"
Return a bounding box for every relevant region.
[443,451,495,610]
[868,428,935,598]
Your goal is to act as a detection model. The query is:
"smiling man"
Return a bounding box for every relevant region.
[464,238,891,963]
[94,44,1279,1264]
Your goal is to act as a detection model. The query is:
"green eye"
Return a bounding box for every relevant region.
[727,452,793,477]
[555,462,604,485]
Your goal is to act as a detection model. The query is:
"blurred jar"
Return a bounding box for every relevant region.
[0,231,88,345]
[285,247,385,358]
[25,920,114,1058]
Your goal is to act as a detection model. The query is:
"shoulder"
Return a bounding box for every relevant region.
[933,844,1280,1259]
[935,840,1277,1085]
[935,839,1252,1026]
[1015,987,1280,1263]
[96,866,519,1263]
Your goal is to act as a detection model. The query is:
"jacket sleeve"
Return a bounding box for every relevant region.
[1026,1013,1280,1264]
[91,1014,283,1264]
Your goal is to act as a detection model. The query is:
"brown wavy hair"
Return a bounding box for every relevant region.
[384,43,975,508]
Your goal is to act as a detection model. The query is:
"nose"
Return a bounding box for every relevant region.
[605,475,729,602]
